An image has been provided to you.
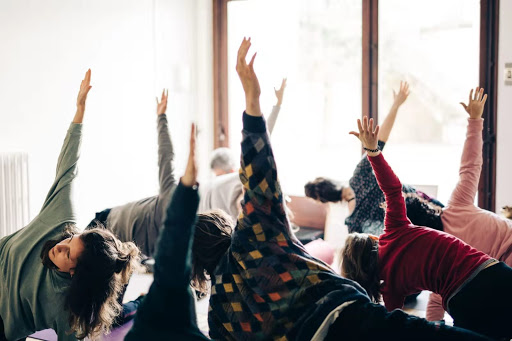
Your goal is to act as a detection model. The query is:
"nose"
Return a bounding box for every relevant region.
[55,243,65,254]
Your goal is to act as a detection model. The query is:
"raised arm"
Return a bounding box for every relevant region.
[235,38,292,242]
[155,123,197,288]
[448,88,487,207]
[39,70,91,220]
[267,78,286,135]
[155,90,176,196]
[350,117,410,230]
[126,124,203,339]
[378,81,409,143]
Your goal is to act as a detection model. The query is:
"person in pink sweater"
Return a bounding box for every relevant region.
[424,89,512,322]
[340,105,512,340]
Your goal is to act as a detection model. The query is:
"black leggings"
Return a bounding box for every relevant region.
[449,262,512,340]
[325,300,491,341]
[0,316,6,341]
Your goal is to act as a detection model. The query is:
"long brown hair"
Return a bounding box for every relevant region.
[341,233,381,303]
[191,210,233,292]
[41,226,141,339]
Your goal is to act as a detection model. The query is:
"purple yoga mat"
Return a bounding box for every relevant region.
[28,321,134,341]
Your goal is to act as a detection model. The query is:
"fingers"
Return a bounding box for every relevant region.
[189,123,196,150]
[362,116,370,133]
[83,69,91,88]
[182,123,198,186]
[460,102,468,110]
[374,125,380,136]
[368,117,374,133]
[469,89,473,103]
[349,131,360,138]
[248,52,257,68]
[481,93,488,105]
[237,37,251,67]
[281,78,287,88]
[357,118,363,133]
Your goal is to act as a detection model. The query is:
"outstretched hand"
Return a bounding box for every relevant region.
[236,37,262,117]
[460,87,487,119]
[156,89,168,115]
[74,69,92,123]
[349,116,380,153]
[274,78,287,106]
[181,123,197,187]
[393,81,410,107]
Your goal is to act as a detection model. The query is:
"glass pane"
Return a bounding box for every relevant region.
[228,0,362,195]
[379,0,480,204]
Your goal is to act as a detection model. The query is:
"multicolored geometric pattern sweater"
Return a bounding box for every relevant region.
[208,113,369,341]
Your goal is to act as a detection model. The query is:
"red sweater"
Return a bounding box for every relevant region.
[368,153,492,312]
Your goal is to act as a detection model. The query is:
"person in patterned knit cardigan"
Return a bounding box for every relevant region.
[191,38,491,341]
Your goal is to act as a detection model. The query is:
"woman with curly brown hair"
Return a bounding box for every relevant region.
[0,70,140,340]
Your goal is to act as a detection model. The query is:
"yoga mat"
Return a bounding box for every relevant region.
[28,320,134,341]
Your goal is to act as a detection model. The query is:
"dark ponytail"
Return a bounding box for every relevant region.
[304,177,342,203]
[404,193,444,231]
[192,210,233,293]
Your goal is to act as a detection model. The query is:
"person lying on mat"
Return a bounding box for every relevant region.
[305,81,444,236]
[341,114,512,340]
[125,124,209,340]
[193,38,491,341]
[0,70,141,341]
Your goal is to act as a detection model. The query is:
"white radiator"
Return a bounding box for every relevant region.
[0,153,30,238]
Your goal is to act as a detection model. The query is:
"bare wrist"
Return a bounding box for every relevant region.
[245,99,262,117]
[180,176,197,188]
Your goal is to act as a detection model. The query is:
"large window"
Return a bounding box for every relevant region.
[216,0,497,208]
[378,0,480,203]
[227,0,363,194]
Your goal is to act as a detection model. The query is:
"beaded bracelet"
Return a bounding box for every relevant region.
[363,146,380,153]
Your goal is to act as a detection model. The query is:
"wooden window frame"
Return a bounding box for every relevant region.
[478,0,499,211]
[213,0,229,148]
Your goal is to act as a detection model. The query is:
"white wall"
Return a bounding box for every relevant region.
[496,0,512,212]
[0,0,213,227]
